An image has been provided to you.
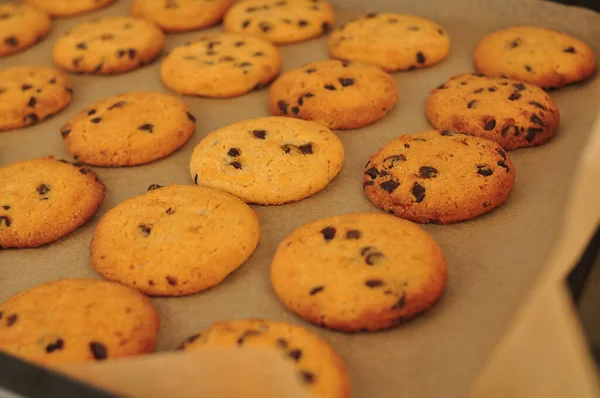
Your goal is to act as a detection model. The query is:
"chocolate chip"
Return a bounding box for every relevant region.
[237,330,260,346]
[46,339,64,353]
[300,371,315,384]
[407,26,420,31]
[365,167,379,179]
[259,22,271,32]
[166,208,175,215]
[76,42,87,50]
[281,144,293,154]
[48,77,57,84]
[563,46,576,53]
[128,48,137,60]
[228,148,241,157]
[252,129,266,139]
[365,12,378,18]
[89,117,102,124]
[147,184,162,191]
[72,57,83,67]
[61,124,72,137]
[380,180,399,193]
[2,206,9,210]
[498,160,510,171]
[324,84,336,91]
[252,51,264,57]
[321,226,336,241]
[476,165,493,176]
[28,97,36,107]
[24,113,38,124]
[298,20,309,27]
[467,100,478,109]
[507,39,520,49]
[298,144,313,154]
[524,65,533,72]
[242,19,251,28]
[94,63,103,73]
[392,293,406,310]
[365,252,384,266]
[513,83,526,91]
[278,100,288,114]
[412,182,425,202]
[88,109,97,116]
[289,349,303,361]
[416,52,426,64]
[291,106,300,115]
[514,125,521,136]
[117,49,126,58]
[277,338,288,348]
[6,314,17,326]
[138,123,154,133]
[310,286,324,295]
[79,168,91,175]
[508,92,521,101]
[37,184,50,195]
[419,166,438,178]
[321,22,330,33]
[346,230,361,239]
[305,68,317,74]
[166,276,178,286]
[483,119,496,130]
[0,14,10,20]
[526,127,543,142]
[139,224,152,236]
[497,149,507,160]
[107,101,126,111]
[530,114,544,126]
[528,101,547,110]
[90,342,107,360]
[488,87,496,92]
[441,130,453,136]
[382,154,406,169]
[230,161,242,169]
[501,125,512,137]
[339,77,354,87]
[21,84,32,91]
[473,88,484,94]
[4,36,17,47]
[194,174,198,184]
[437,84,447,89]
[365,279,384,288]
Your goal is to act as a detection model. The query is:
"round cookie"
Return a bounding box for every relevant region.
[0,278,159,366]
[161,32,281,98]
[0,66,72,131]
[270,213,447,332]
[91,184,260,296]
[0,2,51,57]
[26,0,115,17]
[52,16,165,75]
[427,73,560,150]
[131,0,233,33]
[363,130,515,224]
[61,92,196,167]
[0,157,105,248]
[268,59,398,129]
[180,319,350,398]
[329,13,450,72]
[223,0,335,45]
[474,26,596,88]
[190,117,344,205]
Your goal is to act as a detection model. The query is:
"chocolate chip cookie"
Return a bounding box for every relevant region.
[0,2,51,57]
[270,213,447,332]
[26,0,115,17]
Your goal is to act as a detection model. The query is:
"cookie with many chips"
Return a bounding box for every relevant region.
[26,0,115,17]
[131,0,233,32]
[0,2,51,57]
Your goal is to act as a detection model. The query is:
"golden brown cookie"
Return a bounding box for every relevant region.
[268,59,398,129]
[131,0,233,33]
[329,12,450,72]
[0,66,72,131]
[91,184,260,296]
[363,130,515,224]
[223,0,335,45]
[61,92,196,167]
[0,2,51,57]
[26,0,115,17]
[161,32,281,98]
[427,73,560,150]
[0,157,105,249]
[189,117,344,204]
[270,213,447,332]
[0,278,159,366]
[52,16,165,75]
[474,26,596,88]
[180,319,350,398]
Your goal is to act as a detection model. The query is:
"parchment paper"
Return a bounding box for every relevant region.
[1,1,599,397]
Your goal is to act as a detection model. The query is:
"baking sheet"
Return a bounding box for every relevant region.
[1,0,600,397]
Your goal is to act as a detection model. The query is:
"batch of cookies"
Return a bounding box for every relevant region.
[0,0,597,396]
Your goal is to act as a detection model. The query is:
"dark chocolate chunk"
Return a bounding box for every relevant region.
[49,77,57,84]
[28,97,36,107]
[513,83,526,91]
[37,184,50,195]
[365,279,384,288]
[24,113,38,124]
[339,77,355,87]
[88,109,97,116]
[416,52,426,64]
[76,42,87,50]
[380,180,400,193]
[391,293,406,309]
[237,330,260,346]
[238,62,252,67]
[117,49,126,58]
[467,100,478,109]
[61,124,72,137]
[501,125,511,137]
[166,276,178,286]
[72,57,83,67]
[194,174,198,184]
[530,114,544,126]
[259,22,271,33]
[382,154,406,169]
[526,127,543,142]
[139,224,152,236]
[228,148,240,157]
[473,88,484,94]
[524,65,533,72]
[298,143,313,154]
[488,87,496,92]
[508,92,521,101]
[291,106,300,115]
[346,230,361,239]
[277,338,288,348]
[322,22,330,33]
[90,342,107,360]
[305,68,317,74]
[507,39,520,49]
[252,51,264,57]
[497,149,507,160]
[498,160,510,171]
[441,130,453,136]
[21,84,32,91]
[419,166,438,179]
[412,182,425,202]
[108,101,127,110]
[242,19,251,28]
[298,20,309,27]
[6,314,17,326]
[252,129,266,139]
[365,12,378,18]
[476,165,493,176]
[281,144,293,154]
[324,84,336,91]
[528,101,547,111]
[364,167,379,179]
[320,226,336,241]
[301,371,315,384]
[90,117,102,124]
[230,161,242,169]
[147,184,162,191]
[128,48,137,60]
[138,123,154,133]
[45,339,64,353]
[2,206,9,210]
[483,119,496,130]
[278,100,288,114]
[309,286,324,295]
[563,46,576,53]
[166,208,175,215]
[289,349,303,361]
[437,84,447,89]
[4,36,17,47]
[94,63,103,73]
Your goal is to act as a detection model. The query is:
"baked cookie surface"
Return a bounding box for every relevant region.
[0,2,51,57]
[52,16,165,75]
[474,26,596,88]
[61,91,196,167]
[189,116,344,204]
[363,130,515,224]
[329,12,450,72]
[131,0,233,32]
[427,73,560,150]
[223,0,335,45]
[268,59,398,129]
[0,278,159,365]
[0,66,72,131]
[270,213,447,332]
[0,157,105,248]
[161,32,281,98]
[180,319,350,398]
[26,0,115,17]
[91,184,260,296]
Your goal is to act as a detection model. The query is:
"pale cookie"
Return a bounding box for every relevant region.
[223,0,335,45]
[0,2,51,57]
[427,73,560,150]
[474,26,596,88]
[131,0,233,33]
[329,13,450,72]
[0,66,72,131]
[91,184,260,296]
[0,157,105,248]
[180,319,350,398]
[26,0,115,17]
[189,117,344,205]
[0,279,159,366]
[268,59,398,129]
[161,32,281,98]
[61,92,196,167]
[363,130,515,224]
[270,213,447,332]
[52,16,165,75]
